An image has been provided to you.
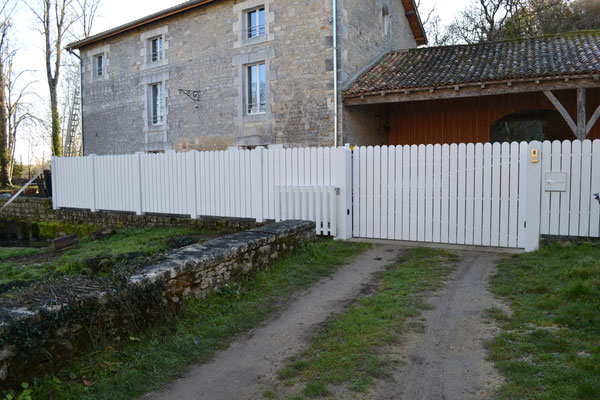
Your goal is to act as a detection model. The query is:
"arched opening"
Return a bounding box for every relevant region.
[490,109,572,143]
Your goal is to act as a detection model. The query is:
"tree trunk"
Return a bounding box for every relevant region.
[0,61,8,187]
[49,80,61,157]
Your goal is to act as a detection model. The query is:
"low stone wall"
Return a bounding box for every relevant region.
[0,220,315,387]
[0,197,260,231]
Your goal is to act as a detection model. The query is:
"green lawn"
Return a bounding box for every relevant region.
[487,242,600,400]
[274,248,457,399]
[0,227,213,285]
[13,239,368,400]
[0,247,44,261]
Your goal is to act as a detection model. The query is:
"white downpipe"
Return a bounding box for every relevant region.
[332,0,338,147]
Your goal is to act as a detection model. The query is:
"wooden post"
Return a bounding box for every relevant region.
[577,88,586,140]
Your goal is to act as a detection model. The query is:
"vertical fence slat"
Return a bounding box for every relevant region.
[590,140,600,237]
[425,144,434,243]
[499,142,510,247]
[569,140,582,236]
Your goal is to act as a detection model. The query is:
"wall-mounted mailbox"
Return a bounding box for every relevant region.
[545,172,568,192]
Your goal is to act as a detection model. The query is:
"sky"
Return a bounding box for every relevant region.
[10,0,471,163]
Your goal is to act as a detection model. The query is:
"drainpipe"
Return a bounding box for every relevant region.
[68,47,84,156]
[332,0,338,147]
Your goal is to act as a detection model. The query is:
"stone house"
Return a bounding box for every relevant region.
[67,0,427,155]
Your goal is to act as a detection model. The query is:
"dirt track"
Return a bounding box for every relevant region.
[143,244,399,400]
[145,247,506,400]
[362,251,506,400]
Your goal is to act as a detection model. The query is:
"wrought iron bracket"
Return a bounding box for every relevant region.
[178,89,201,108]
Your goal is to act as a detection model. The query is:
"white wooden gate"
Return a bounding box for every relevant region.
[352,142,530,249]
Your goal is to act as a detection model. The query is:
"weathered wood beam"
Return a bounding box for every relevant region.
[343,77,600,106]
[586,102,600,135]
[577,88,586,140]
[544,90,578,138]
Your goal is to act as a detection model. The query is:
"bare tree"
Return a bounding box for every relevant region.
[27,0,100,157]
[75,0,100,38]
[4,47,38,185]
[0,0,14,187]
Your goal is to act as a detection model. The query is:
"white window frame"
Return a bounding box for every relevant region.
[95,54,105,77]
[150,82,164,125]
[148,36,164,63]
[245,62,266,115]
[246,6,265,39]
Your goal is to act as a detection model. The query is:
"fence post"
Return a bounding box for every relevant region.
[134,152,145,216]
[251,147,264,223]
[51,156,59,210]
[88,154,97,212]
[525,141,543,252]
[334,146,353,240]
[188,150,199,219]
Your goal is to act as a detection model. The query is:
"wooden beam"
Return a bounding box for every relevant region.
[544,90,578,137]
[586,102,600,135]
[577,88,586,140]
[343,77,600,106]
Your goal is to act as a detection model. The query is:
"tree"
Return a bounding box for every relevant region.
[27,0,100,158]
[0,0,13,187]
[444,0,600,45]
[4,46,37,185]
[445,0,525,44]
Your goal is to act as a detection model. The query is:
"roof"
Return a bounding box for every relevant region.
[68,0,427,50]
[401,0,427,46]
[67,0,219,49]
[344,30,600,97]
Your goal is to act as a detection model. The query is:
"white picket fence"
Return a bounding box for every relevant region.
[51,147,352,237]
[52,139,600,251]
[540,140,600,238]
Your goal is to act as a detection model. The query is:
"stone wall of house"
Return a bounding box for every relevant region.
[340,0,417,146]
[0,220,315,387]
[80,0,338,154]
[0,197,260,231]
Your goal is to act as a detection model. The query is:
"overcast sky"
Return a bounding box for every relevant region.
[11,0,471,162]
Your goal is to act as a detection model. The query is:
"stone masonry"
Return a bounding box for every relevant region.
[0,197,261,231]
[0,220,315,387]
[74,0,418,154]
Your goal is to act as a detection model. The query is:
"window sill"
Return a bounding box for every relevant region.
[237,34,268,48]
[141,58,169,71]
[243,112,267,122]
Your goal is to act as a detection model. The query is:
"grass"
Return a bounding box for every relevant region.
[275,248,457,398]
[0,247,44,261]
[487,242,600,400]
[17,239,368,400]
[0,226,212,285]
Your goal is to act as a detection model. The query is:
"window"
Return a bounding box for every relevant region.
[96,54,104,76]
[149,36,163,62]
[246,63,266,114]
[150,83,164,125]
[382,8,390,37]
[247,7,265,38]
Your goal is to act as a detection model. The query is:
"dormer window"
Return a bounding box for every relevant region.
[247,7,265,38]
[149,36,164,62]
